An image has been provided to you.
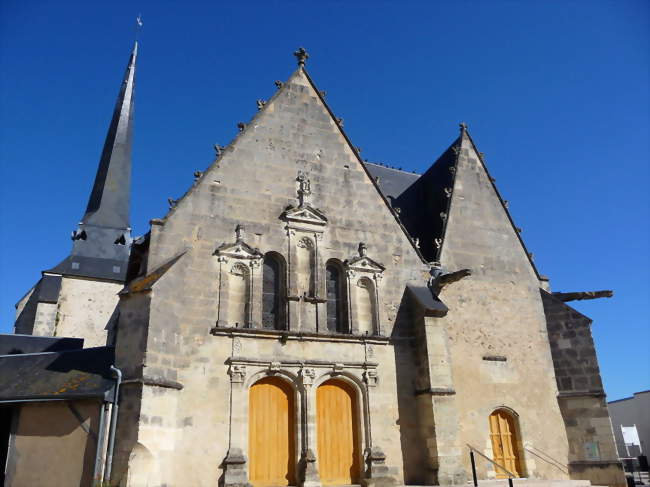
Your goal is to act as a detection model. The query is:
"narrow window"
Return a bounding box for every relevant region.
[326,261,348,333]
[262,254,285,330]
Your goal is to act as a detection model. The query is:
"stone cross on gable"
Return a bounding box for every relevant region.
[294,47,309,66]
[359,242,368,257]
[235,224,244,242]
[296,171,312,207]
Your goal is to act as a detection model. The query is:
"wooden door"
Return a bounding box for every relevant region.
[249,377,296,486]
[489,410,522,478]
[316,379,361,484]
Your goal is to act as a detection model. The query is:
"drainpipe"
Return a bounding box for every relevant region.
[93,401,109,483]
[103,365,122,484]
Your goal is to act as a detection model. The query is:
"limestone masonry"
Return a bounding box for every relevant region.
[1,45,625,487]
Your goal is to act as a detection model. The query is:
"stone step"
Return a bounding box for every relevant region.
[406,479,592,487]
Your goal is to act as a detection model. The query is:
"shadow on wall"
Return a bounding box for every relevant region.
[391,289,429,484]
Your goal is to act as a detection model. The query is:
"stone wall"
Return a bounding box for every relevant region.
[55,277,122,347]
[437,134,571,481]
[113,67,438,486]
[542,290,625,487]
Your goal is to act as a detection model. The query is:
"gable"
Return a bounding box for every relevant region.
[439,131,540,282]
[147,66,425,274]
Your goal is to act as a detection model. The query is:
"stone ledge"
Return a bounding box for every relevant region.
[415,387,456,396]
[226,356,378,369]
[210,325,390,344]
[558,390,605,398]
[122,375,184,390]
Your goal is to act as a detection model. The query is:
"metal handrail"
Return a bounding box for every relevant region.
[467,444,517,487]
[523,445,568,474]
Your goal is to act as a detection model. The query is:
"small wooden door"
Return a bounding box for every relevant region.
[489,409,522,478]
[316,379,361,484]
[249,377,296,486]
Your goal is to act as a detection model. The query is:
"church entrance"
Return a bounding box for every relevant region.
[316,379,361,485]
[489,409,523,478]
[248,377,296,486]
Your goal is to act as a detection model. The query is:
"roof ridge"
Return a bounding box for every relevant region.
[363,161,421,175]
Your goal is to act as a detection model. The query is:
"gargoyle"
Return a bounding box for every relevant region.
[428,267,472,293]
[553,290,613,302]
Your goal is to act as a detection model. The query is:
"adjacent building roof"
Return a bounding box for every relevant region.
[0,345,116,403]
[0,335,83,355]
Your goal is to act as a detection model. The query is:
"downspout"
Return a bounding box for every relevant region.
[103,365,122,484]
[92,402,109,483]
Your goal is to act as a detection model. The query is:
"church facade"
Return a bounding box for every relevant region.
[4,45,625,487]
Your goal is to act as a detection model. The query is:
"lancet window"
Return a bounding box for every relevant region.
[326,260,348,333]
[262,253,286,330]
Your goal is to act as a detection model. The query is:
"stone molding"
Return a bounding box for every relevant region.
[414,386,456,396]
[226,356,378,372]
[210,325,390,344]
[121,376,184,390]
[558,390,606,398]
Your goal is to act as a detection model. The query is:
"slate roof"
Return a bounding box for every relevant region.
[81,42,137,230]
[47,254,129,282]
[0,335,83,355]
[363,162,420,201]
[394,139,460,262]
[0,345,116,403]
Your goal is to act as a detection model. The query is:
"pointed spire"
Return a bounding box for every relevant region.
[82,41,137,229]
[48,43,137,281]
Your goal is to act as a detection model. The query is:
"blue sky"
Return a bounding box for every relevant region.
[0,0,648,401]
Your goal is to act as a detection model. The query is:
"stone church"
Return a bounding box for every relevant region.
[1,44,626,487]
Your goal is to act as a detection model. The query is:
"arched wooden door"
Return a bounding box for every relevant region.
[316,379,361,484]
[249,377,296,486]
[489,409,523,478]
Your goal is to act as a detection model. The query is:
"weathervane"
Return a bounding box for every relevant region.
[135,14,143,41]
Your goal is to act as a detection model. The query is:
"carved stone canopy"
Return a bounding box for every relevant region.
[215,225,263,261]
[344,243,385,275]
[280,171,328,230]
[281,204,328,228]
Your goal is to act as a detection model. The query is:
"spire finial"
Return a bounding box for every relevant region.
[294,47,309,67]
[459,122,468,133]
